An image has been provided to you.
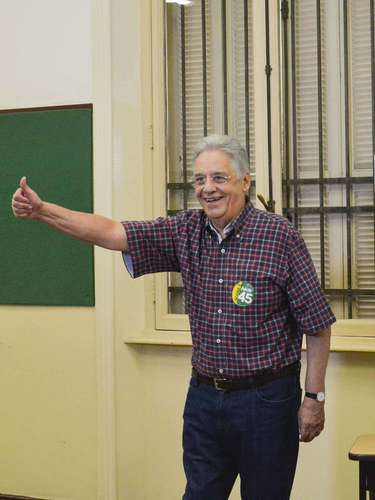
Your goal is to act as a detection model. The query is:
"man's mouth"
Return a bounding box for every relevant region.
[203,196,224,204]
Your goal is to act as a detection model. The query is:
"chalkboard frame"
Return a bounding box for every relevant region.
[0,104,95,306]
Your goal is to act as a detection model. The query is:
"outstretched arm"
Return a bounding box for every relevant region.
[12,177,128,252]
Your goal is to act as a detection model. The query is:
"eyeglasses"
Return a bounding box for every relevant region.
[192,174,233,187]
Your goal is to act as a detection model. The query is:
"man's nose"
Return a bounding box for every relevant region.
[202,177,217,191]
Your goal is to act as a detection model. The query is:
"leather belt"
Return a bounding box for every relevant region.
[191,361,300,392]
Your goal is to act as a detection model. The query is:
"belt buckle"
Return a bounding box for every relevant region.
[214,378,227,391]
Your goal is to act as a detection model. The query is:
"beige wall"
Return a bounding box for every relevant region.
[0,308,97,500]
[114,348,375,500]
[1,1,374,500]
[112,2,375,500]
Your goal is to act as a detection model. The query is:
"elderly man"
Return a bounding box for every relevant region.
[12,135,335,500]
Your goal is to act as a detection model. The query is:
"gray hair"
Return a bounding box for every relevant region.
[192,135,250,178]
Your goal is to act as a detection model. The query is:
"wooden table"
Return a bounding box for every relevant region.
[349,435,375,500]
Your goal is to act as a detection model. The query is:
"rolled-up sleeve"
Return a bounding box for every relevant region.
[286,227,336,335]
[122,216,181,278]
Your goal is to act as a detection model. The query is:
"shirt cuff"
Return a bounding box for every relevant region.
[122,252,134,278]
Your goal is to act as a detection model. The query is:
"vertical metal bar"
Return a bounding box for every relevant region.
[201,0,208,136]
[343,0,353,317]
[281,1,290,214]
[222,0,228,134]
[164,4,169,212]
[244,0,250,157]
[316,0,326,287]
[370,0,375,290]
[291,0,299,228]
[181,6,188,211]
[265,0,274,210]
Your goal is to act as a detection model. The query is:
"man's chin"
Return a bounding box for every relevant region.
[203,206,225,219]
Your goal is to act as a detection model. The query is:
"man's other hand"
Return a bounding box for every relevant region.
[298,397,325,442]
[12,177,42,219]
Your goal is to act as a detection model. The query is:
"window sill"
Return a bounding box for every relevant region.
[124,329,191,346]
[124,323,375,352]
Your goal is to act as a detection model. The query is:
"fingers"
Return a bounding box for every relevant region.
[12,185,33,218]
[300,431,322,442]
[12,202,33,217]
[299,426,323,442]
[299,417,324,441]
[13,188,29,204]
[13,200,33,211]
[14,212,33,219]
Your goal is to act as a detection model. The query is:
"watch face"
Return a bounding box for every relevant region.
[317,392,325,402]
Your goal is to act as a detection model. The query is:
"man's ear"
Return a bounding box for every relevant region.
[242,174,251,193]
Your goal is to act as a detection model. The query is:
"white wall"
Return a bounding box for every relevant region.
[0,0,92,109]
[0,2,98,499]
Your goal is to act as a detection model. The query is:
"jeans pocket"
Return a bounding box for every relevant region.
[183,378,201,419]
[255,374,301,404]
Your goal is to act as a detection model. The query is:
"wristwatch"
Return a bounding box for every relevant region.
[305,391,325,402]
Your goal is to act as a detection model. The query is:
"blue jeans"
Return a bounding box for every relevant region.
[182,372,301,500]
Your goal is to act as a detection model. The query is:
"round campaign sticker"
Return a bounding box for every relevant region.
[232,281,255,307]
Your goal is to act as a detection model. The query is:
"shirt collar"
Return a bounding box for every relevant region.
[205,202,254,243]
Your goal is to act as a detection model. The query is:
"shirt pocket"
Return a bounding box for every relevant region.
[228,272,284,323]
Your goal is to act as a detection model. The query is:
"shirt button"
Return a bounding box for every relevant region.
[218,309,222,314]
[216,338,221,344]
[218,278,223,284]
[236,234,240,238]
[219,368,224,374]
[221,248,226,254]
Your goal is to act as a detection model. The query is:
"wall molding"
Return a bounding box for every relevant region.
[92,0,117,498]
[0,495,48,500]
[0,104,92,114]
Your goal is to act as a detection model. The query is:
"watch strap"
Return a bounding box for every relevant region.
[305,391,325,402]
[305,391,318,400]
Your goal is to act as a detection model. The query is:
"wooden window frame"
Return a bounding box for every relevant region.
[124,0,375,352]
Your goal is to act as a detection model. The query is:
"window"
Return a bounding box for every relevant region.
[164,0,257,318]
[282,0,375,321]
[147,0,375,347]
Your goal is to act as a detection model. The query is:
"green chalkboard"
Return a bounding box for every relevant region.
[0,106,94,306]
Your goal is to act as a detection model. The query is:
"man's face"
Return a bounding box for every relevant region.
[193,149,251,230]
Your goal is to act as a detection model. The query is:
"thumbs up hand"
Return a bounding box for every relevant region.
[12,177,43,219]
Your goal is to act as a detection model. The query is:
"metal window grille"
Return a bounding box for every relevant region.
[164,0,375,319]
[165,0,256,313]
[282,0,375,318]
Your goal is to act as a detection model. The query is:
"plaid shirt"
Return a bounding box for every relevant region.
[123,203,336,378]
